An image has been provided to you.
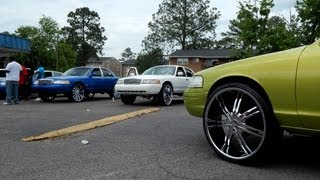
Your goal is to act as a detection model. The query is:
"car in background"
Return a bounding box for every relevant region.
[0,69,6,98]
[32,66,119,102]
[115,65,194,106]
[30,70,63,98]
[0,67,35,99]
[184,39,320,164]
[0,68,62,99]
[32,70,63,80]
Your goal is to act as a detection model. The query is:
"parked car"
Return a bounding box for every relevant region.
[32,66,119,102]
[0,69,6,98]
[184,39,320,164]
[30,70,63,98]
[0,67,34,99]
[126,67,139,77]
[115,65,194,106]
[32,70,63,80]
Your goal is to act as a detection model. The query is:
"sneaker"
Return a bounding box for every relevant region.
[34,97,41,101]
[3,102,12,105]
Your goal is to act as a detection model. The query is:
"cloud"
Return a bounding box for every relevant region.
[0,0,296,58]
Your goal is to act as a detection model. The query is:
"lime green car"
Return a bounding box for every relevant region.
[184,39,320,164]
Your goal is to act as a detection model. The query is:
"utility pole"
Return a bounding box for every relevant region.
[55,36,59,71]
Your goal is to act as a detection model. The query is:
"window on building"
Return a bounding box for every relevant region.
[192,58,199,63]
[206,59,218,67]
[177,58,189,65]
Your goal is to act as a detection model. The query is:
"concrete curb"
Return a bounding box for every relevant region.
[21,107,160,142]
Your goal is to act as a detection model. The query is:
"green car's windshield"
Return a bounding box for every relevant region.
[63,67,91,76]
[142,66,175,75]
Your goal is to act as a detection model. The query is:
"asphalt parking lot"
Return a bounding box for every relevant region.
[1,95,320,179]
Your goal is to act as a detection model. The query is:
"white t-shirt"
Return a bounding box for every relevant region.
[5,61,22,81]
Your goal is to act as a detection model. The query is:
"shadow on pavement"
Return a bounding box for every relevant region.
[272,135,320,168]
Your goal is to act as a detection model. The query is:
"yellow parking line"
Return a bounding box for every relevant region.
[21,107,160,142]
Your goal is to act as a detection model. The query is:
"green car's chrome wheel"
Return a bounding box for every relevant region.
[158,83,173,106]
[70,83,85,102]
[204,83,280,164]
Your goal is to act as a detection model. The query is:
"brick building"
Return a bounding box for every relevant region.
[167,49,234,73]
[87,57,121,76]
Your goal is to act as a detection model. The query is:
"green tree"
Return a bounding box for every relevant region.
[15,16,76,71]
[296,0,320,44]
[120,47,136,61]
[54,40,77,72]
[220,0,301,59]
[136,48,164,73]
[143,0,220,52]
[63,7,107,65]
[258,15,301,54]
[220,0,269,58]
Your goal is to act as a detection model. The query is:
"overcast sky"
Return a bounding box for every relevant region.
[0,0,296,58]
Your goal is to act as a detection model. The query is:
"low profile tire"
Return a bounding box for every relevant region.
[120,95,136,105]
[69,83,85,102]
[203,83,280,164]
[157,83,173,106]
[113,88,120,99]
[108,88,120,99]
[39,94,55,102]
[85,93,95,100]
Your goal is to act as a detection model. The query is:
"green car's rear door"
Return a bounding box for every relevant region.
[296,40,320,130]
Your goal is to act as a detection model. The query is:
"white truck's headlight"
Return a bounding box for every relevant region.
[141,79,161,84]
[116,79,123,84]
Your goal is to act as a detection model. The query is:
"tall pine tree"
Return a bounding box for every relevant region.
[143,0,220,53]
[62,7,107,66]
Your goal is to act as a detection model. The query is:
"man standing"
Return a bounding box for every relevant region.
[19,63,29,100]
[4,58,22,105]
[33,62,45,101]
[34,62,45,80]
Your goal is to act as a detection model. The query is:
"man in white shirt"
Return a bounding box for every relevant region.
[4,59,22,105]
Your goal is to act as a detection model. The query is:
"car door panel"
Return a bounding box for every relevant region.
[101,68,117,92]
[172,67,189,93]
[89,68,104,93]
[296,41,320,129]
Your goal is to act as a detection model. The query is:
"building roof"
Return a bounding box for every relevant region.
[122,59,136,65]
[0,33,31,56]
[87,57,120,63]
[99,57,119,62]
[168,49,233,58]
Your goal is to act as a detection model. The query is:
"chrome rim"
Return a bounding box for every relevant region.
[163,84,173,105]
[72,84,85,102]
[204,87,266,160]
